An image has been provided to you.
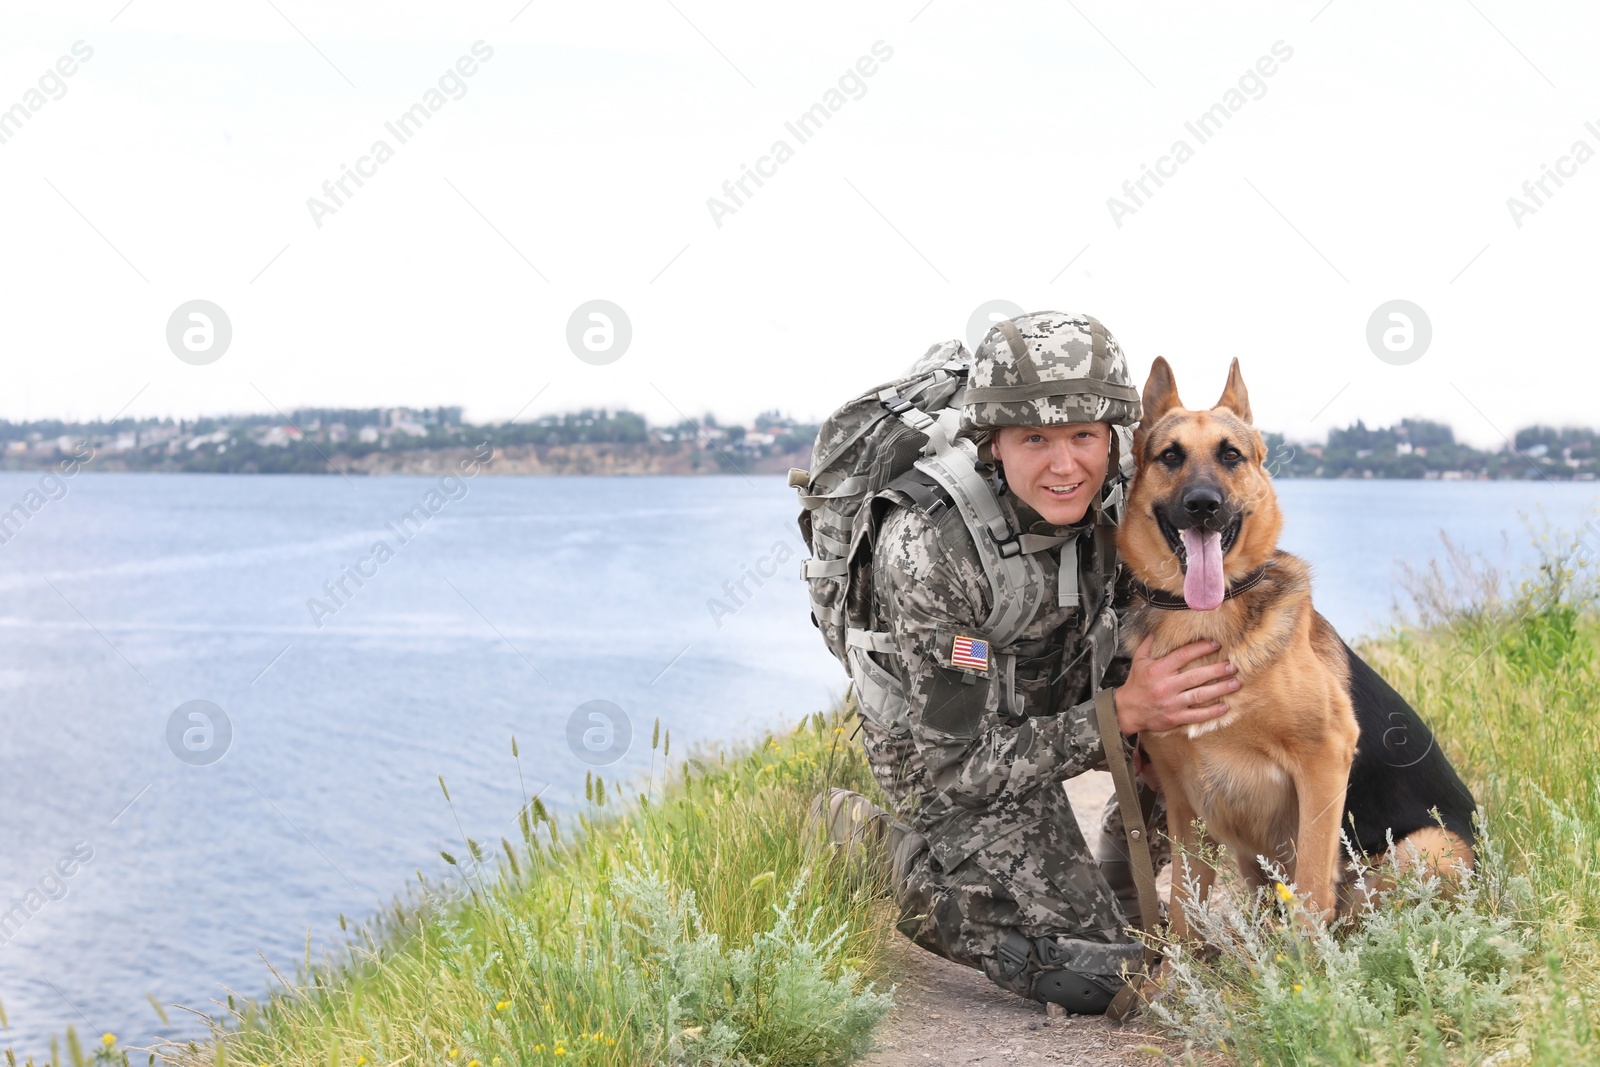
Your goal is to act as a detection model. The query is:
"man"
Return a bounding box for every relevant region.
[815,312,1237,1011]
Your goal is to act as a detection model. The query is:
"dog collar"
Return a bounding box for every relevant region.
[1129,561,1274,611]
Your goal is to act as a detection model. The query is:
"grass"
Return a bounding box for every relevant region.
[87,716,895,1067]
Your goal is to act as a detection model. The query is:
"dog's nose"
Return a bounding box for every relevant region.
[1182,486,1222,520]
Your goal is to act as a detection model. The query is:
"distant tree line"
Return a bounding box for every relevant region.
[1260,418,1596,480]
[0,408,1593,479]
[0,407,820,474]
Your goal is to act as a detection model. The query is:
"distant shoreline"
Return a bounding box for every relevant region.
[0,442,816,478]
[1,446,1594,480]
[4,407,1596,480]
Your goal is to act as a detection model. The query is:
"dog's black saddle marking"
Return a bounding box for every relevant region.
[1342,639,1478,856]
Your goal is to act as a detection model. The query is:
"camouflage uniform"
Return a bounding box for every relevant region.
[843,313,1167,1007]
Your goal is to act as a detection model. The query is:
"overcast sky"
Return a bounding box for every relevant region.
[1,1,1595,447]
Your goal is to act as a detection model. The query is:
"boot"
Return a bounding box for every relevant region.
[1090,826,1143,926]
[807,787,894,849]
[807,788,926,886]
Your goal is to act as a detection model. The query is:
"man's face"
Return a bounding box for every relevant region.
[990,421,1112,526]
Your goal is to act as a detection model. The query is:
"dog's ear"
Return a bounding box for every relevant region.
[1214,358,1252,424]
[1141,356,1183,426]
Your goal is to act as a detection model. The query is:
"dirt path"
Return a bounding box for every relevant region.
[859,772,1173,1067]
[860,937,1169,1066]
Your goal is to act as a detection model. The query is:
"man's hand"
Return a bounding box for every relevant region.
[1113,635,1238,736]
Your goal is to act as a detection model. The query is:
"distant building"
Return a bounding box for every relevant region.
[187,430,229,450]
[258,425,302,447]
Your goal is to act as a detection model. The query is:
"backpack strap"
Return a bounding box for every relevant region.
[845,628,898,654]
[846,370,1078,676]
[912,446,1046,651]
[801,558,849,579]
[883,467,953,523]
[874,388,1068,649]
[797,474,869,512]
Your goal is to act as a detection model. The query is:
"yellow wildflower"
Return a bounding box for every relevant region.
[450,1050,461,1059]
[555,1047,566,1056]
[470,1061,481,1066]
[101,1035,116,1047]
[496,1000,511,1011]
[1292,983,1304,993]
[357,1059,367,1066]
[1274,882,1294,904]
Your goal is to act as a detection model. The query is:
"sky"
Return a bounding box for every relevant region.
[0,1,1596,447]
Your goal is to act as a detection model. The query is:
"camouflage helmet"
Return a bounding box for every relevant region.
[961,311,1141,431]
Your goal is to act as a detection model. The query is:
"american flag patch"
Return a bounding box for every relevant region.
[950,635,989,671]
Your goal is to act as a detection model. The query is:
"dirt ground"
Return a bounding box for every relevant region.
[858,772,1176,1067]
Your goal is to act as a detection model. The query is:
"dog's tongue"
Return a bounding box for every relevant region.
[1181,528,1226,611]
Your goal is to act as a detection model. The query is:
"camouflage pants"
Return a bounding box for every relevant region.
[891,780,1168,999]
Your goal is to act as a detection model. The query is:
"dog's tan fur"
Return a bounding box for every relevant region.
[1117,357,1471,935]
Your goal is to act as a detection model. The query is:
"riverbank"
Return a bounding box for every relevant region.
[16,530,1600,1067]
[146,715,899,1067]
[156,538,1599,1066]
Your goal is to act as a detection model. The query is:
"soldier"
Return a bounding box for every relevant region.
[814,312,1238,1012]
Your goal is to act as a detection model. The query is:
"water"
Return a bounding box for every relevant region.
[0,473,1593,1053]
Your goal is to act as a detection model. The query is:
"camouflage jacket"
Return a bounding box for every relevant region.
[859,469,1132,872]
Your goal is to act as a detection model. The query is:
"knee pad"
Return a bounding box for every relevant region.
[1031,968,1120,1013]
[1030,936,1145,1012]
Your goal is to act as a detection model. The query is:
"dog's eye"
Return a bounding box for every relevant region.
[1222,447,1242,462]
[1160,448,1181,464]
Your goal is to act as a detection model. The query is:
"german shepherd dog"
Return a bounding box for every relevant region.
[1117,357,1477,935]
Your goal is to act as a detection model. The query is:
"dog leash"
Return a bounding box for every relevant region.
[1093,688,1163,1022]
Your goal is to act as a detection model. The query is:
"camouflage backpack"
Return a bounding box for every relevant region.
[791,337,1110,674]
[792,340,960,660]
[792,315,1138,736]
